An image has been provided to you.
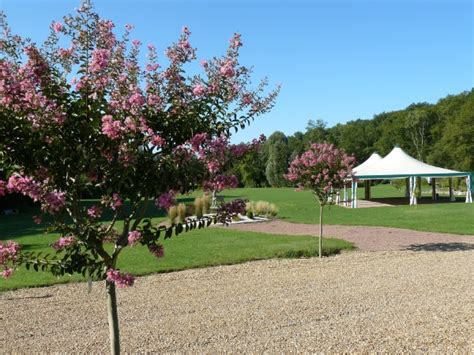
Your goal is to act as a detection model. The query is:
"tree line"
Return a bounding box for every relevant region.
[229,89,474,187]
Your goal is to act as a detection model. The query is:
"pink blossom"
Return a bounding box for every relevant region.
[52,22,63,33]
[33,215,42,224]
[182,26,191,35]
[111,193,123,210]
[106,268,135,288]
[192,84,206,96]
[0,241,21,272]
[155,191,176,210]
[132,39,141,47]
[1,267,13,279]
[90,49,110,73]
[229,33,242,49]
[125,24,134,30]
[146,63,159,71]
[101,115,122,139]
[52,236,76,250]
[87,205,103,219]
[148,243,164,259]
[129,92,145,106]
[151,134,164,147]
[127,231,142,246]
[220,60,235,78]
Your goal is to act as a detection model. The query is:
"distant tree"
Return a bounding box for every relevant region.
[287,131,305,160]
[404,106,438,161]
[265,131,289,187]
[304,119,328,147]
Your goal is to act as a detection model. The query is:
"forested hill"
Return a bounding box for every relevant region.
[231,89,474,187]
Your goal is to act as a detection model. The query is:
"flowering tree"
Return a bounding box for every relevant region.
[191,133,265,208]
[285,143,354,258]
[0,2,279,353]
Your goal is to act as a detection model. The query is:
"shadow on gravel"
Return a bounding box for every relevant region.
[405,242,474,252]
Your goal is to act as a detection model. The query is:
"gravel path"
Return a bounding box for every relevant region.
[228,220,474,252]
[1,250,473,353]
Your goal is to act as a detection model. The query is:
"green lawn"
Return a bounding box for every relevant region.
[1,183,472,291]
[214,185,474,235]
[0,218,353,291]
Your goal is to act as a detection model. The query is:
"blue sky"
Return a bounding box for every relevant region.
[2,0,473,143]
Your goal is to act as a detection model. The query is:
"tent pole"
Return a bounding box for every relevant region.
[466,175,473,203]
[405,178,410,198]
[343,184,348,207]
[449,178,455,202]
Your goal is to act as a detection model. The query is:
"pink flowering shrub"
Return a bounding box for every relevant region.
[285,143,354,257]
[0,2,278,352]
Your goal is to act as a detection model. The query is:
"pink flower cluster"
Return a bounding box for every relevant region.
[90,48,111,73]
[220,60,235,78]
[203,175,238,193]
[0,241,21,279]
[148,243,164,259]
[106,268,135,288]
[285,143,355,200]
[7,174,66,214]
[192,83,207,96]
[127,231,142,246]
[155,191,176,210]
[51,236,77,251]
[111,193,123,210]
[87,205,103,219]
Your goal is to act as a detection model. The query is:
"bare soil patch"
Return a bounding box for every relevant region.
[227,220,474,251]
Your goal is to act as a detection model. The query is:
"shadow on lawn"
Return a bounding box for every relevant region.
[405,242,474,252]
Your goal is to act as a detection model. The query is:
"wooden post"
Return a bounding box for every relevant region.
[431,178,436,200]
[364,180,370,200]
[405,178,410,198]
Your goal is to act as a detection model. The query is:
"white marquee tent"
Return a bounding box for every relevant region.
[348,147,473,208]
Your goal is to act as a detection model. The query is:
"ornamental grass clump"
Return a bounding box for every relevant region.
[167,206,178,224]
[201,194,212,214]
[246,200,278,218]
[0,1,279,353]
[194,197,204,218]
[177,203,187,224]
[285,143,355,258]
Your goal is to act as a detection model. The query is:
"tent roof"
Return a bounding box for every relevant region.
[353,153,383,174]
[354,147,468,179]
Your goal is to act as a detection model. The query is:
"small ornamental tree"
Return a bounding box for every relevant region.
[285,143,354,258]
[191,133,265,208]
[0,2,279,353]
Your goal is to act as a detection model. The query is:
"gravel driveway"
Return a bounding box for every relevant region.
[1,250,473,353]
[228,220,474,252]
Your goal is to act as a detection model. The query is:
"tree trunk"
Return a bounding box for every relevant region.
[319,204,323,258]
[106,280,120,355]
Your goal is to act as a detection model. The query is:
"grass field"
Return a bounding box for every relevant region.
[1,183,472,291]
[0,219,353,291]
[211,185,474,235]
